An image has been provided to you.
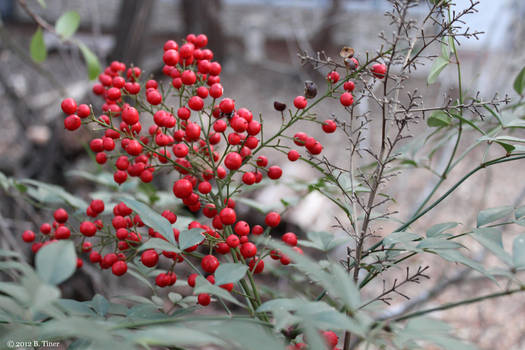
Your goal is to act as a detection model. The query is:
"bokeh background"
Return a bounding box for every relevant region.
[1,1,525,349]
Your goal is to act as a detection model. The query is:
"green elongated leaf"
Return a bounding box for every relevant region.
[441,39,450,59]
[299,231,346,252]
[89,294,109,317]
[472,228,512,266]
[214,263,248,286]
[178,228,205,250]
[330,263,360,309]
[477,206,513,227]
[55,11,80,39]
[417,238,462,250]
[35,241,76,285]
[207,321,287,350]
[120,198,175,245]
[427,56,449,84]
[30,27,47,63]
[495,141,515,154]
[130,326,224,347]
[138,237,180,253]
[56,299,96,317]
[512,234,525,268]
[20,178,88,210]
[437,249,496,282]
[78,43,101,80]
[426,222,458,237]
[427,111,451,127]
[194,276,245,307]
[37,0,46,8]
[514,66,525,95]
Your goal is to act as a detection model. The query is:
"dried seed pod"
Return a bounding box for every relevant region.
[304,81,318,99]
[340,46,355,59]
[273,101,286,111]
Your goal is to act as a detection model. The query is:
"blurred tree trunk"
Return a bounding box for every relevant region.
[311,0,342,52]
[181,0,225,62]
[109,0,156,65]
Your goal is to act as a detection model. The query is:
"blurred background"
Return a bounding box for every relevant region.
[1,0,525,349]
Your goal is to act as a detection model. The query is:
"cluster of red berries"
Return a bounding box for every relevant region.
[21,34,387,349]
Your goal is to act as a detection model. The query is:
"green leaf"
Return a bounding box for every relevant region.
[35,241,76,285]
[138,238,180,253]
[427,56,449,84]
[120,198,175,245]
[130,326,224,347]
[299,231,347,252]
[477,206,513,227]
[514,66,525,95]
[427,111,451,127]
[512,234,525,268]
[30,27,47,63]
[437,249,496,282]
[471,228,512,266]
[20,179,88,210]
[78,43,101,80]
[426,222,458,237]
[89,294,109,317]
[194,276,246,307]
[55,11,80,39]
[214,263,248,286]
[330,264,360,310]
[178,228,205,250]
[417,238,462,250]
[36,0,46,8]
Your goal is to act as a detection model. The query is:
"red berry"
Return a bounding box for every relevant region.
[89,251,101,263]
[22,230,35,243]
[185,122,201,142]
[122,106,139,125]
[343,81,355,92]
[240,242,257,258]
[146,90,162,105]
[252,225,264,235]
[256,156,268,167]
[322,120,337,133]
[234,221,250,236]
[163,49,180,66]
[198,293,211,306]
[188,96,204,111]
[188,273,198,287]
[198,181,212,194]
[267,166,282,180]
[54,208,68,223]
[141,249,159,267]
[287,150,300,161]
[340,92,354,107]
[242,172,256,185]
[219,98,235,114]
[55,226,71,239]
[209,83,223,99]
[293,132,308,146]
[112,261,127,276]
[114,170,128,184]
[201,254,220,274]
[173,179,193,198]
[226,234,240,248]
[327,70,340,83]
[64,115,81,130]
[219,208,236,225]
[90,199,105,214]
[265,212,281,227]
[61,98,77,115]
[181,70,197,85]
[224,152,242,170]
[249,258,264,274]
[126,140,143,156]
[80,221,97,237]
[371,63,387,79]
[282,232,298,246]
[323,331,339,347]
[293,96,307,109]
[40,223,52,234]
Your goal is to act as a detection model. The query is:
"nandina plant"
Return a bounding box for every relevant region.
[3,1,525,349]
